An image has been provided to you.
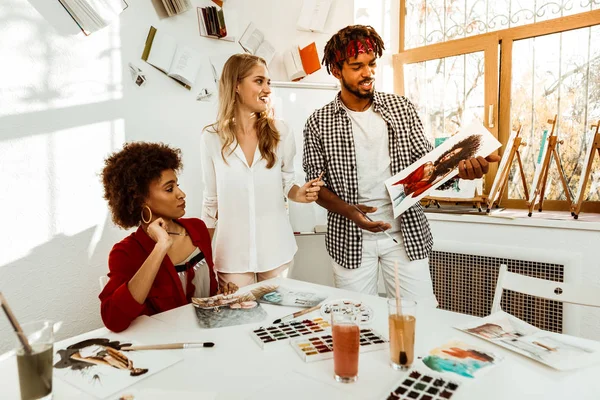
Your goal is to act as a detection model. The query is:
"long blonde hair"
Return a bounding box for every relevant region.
[204,54,280,168]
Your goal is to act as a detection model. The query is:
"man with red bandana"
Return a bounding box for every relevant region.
[302,25,499,303]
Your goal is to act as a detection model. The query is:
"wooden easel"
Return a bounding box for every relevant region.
[486,126,529,212]
[423,191,487,212]
[527,115,573,217]
[571,121,600,219]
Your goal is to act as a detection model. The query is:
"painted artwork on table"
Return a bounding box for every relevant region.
[421,340,502,379]
[385,121,501,217]
[258,286,327,308]
[53,336,181,399]
[191,285,276,328]
[456,311,600,370]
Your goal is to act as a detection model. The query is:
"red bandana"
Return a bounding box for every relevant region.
[335,38,375,62]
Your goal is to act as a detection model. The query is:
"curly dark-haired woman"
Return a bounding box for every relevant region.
[99,142,218,332]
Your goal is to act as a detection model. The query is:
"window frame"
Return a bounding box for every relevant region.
[395,5,600,212]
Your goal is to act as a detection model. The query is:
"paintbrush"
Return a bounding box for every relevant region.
[0,292,52,392]
[352,205,398,244]
[393,262,408,367]
[0,292,33,354]
[532,341,557,352]
[272,304,321,324]
[120,342,215,351]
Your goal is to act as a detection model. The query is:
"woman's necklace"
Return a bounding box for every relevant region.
[166,223,188,236]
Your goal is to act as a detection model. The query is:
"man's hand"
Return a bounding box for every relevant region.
[457,154,501,179]
[349,204,391,233]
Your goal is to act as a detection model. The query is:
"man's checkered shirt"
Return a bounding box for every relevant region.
[302,91,434,269]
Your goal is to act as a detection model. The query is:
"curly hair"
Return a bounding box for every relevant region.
[322,25,385,74]
[101,142,183,229]
[431,134,482,181]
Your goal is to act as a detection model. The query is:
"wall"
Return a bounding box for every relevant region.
[0,0,356,353]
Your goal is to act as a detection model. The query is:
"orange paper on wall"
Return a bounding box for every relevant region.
[299,42,321,75]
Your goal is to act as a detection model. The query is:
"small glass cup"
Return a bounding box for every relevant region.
[388,299,417,371]
[331,311,360,383]
[15,320,54,400]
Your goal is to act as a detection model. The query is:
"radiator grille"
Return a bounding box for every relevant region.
[429,251,564,333]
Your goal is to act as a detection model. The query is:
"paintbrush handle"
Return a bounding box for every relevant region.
[121,343,214,351]
[292,304,322,318]
[532,341,556,352]
[352,205,398,244]
[0,293,33,354]
[121,343,182,350]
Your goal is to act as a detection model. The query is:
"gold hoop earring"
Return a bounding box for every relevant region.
[141,205,152,224]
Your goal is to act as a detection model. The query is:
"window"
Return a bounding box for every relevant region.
[405,0,600,49]
[508,26,600,201]
[396,2,600,211]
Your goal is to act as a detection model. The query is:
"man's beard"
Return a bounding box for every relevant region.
[342,76,375,100]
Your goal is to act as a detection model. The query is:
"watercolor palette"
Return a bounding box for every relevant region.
[251,318,331,349]
[290,328,388,362]
[385,369,462,400]
[319,299,374,324]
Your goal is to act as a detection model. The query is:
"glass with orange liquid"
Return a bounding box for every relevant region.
[388,299,417,370]
[331,311,360,383]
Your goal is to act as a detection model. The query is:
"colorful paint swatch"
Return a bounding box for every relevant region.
[421,340,501,379]
[251,318,331,349]
[290,328,388,362]
[385,368,461,400]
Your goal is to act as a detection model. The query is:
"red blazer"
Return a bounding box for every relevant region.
[99,218,218,332]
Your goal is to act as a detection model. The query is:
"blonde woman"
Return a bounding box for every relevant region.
[201,53,323,287]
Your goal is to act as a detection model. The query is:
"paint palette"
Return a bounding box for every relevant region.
[251,318,331,349]
[290,328,388,362]
[319,299,374,324]
[385,369,462,400]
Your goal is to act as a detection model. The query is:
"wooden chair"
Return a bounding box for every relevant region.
[491,264,600,313]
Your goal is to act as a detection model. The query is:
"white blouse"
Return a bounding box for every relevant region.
[200,120,298,273]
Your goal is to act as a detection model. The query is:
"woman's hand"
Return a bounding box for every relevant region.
[290,178,325,203]
[218,282,239,296]
[146,218,173,249]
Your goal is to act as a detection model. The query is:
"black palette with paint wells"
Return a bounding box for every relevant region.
[251,317,331,349]
[385,369,461,400]
[291,328,388,362]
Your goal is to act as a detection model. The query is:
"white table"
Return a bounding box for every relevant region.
[1,278,599,399]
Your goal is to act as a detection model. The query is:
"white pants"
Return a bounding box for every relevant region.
[331,233,438,307]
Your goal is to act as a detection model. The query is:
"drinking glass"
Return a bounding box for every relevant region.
[331,311,360,383]
[388,299,417,370]
[15,320,54,400]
